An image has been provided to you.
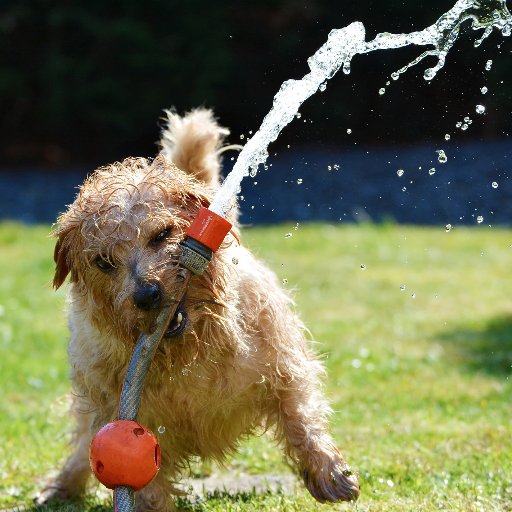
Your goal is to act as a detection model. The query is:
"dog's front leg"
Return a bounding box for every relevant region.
[276,363,360,503]
[36,397,94,504]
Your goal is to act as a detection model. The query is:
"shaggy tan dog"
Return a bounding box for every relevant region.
[42,109,359,511]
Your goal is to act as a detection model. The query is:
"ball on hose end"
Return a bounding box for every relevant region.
[89,420,161,491]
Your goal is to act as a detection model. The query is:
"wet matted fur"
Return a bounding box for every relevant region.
[39,109,359,511]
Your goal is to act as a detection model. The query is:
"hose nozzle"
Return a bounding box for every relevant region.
[179,207,232,275]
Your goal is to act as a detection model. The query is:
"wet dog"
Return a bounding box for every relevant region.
[41,109,359,510]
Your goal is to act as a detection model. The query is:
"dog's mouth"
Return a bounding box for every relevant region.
[163,298,188,338]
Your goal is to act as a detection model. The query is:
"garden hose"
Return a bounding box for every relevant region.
[89,207,232,512]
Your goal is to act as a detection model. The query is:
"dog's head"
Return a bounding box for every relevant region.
[53,155,234,345]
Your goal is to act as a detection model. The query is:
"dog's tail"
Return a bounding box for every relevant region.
[160,108,237,187]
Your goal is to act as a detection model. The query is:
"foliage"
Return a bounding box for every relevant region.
[1,1,510,164]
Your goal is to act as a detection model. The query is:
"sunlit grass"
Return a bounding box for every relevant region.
[1,221,511,511]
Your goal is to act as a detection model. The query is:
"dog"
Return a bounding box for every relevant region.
[41,109,359,511]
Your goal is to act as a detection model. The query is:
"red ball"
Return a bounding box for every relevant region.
[89,420,161,491]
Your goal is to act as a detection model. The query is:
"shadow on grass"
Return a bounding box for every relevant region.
[439,314,512,375]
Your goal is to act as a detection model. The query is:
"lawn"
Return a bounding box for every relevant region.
[0,221,511,511]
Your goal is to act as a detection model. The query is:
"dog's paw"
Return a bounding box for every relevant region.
[302,455,359,503]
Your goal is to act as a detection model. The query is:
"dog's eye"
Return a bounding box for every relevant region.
[150,228,170,246]
[95,256,116,272]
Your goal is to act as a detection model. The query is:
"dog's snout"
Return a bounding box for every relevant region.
[133,282,162,310]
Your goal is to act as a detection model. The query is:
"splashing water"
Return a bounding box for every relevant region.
[209,0,512,216]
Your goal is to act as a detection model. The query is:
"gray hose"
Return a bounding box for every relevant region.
[112,231,215,512]
[114,270,191,512]
[114,486,135,511]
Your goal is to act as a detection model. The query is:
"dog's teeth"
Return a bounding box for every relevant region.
[176,312,183,325]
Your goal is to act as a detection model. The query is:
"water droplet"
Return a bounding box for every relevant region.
[485,59,493,71]
[397,169,404,177]
[360,264,366,270]
[249,167,257,178]
[461,123,468,131]
[477,215,484,224]
[285,232,293,238]
[387,480,395,488]
[319,82,327,92]
[182,367,191,376]
[295,112,302,119]
[456,121,462,128]
[333,164,340,171]
[445,223,452,232]
[346,128,352,134]
[464,116,470,122]
[157,425,166,434]
[232,257,239,265]
[352,359,361,369]
[240,134,245,140]
[429,167,436,176]
[492,181,498,189]
[378,87,386,95]
[444,134,451,141]
[282,278,288,285]
[400,284,406,291]
[402,186,407,192]
[411,292,416,299]
[436,150,447,163]
[423,68,436,81]
[391,71,399,81]
[294,223,300,231]
[297,178,303,185]
[481,86,488,94]
[475,104,485,114]
[327,165,332,171]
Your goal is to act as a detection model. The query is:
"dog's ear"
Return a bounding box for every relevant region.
[53,238,70,289]
[53,223,77,289]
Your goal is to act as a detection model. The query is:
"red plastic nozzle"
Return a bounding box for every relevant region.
[185,207,232,252]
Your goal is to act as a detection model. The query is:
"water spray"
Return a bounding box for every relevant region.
[88,1,511,510]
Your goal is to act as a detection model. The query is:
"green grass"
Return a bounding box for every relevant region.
[1,221,511,511]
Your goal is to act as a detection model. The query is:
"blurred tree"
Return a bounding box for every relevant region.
[0,0,510,165]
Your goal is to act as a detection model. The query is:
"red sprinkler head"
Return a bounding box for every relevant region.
[89,420,161,491]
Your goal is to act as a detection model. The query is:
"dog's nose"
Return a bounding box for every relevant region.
[133,282,162,310]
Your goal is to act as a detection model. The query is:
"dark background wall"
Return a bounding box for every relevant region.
[0,1,511,225]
